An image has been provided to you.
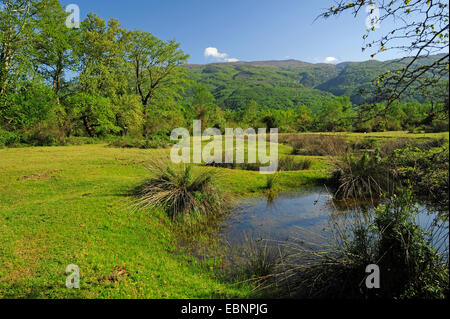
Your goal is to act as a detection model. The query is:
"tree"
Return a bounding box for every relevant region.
[191,83,215,127]
[315,96,356,131]
[320,0,449,119]
[78,14,127,98]
[2,79,55,131]
[0,0,34,97]
[124,30,189,136]
[241,99,259,127]
[31,0,79,98]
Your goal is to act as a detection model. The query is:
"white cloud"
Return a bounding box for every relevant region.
[324,57,338,64]
[204,47,239,63]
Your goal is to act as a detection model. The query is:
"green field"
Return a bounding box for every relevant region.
[0,142,326,298]
[0,132,447,298]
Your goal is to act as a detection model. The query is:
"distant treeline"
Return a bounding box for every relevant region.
[0,0,448,148]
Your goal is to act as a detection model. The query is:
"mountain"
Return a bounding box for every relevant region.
[185,54,448,111]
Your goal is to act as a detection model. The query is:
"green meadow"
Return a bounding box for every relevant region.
[0,141,324,298]
[1,131,447,298]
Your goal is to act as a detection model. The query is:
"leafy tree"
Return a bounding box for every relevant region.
[315,96,356,131]
[31,0,79,97]
[78,14,127,98]
[2,79,55,131]
[0,0,35,97]
[124,30,189,136]
[67,93,119,137]
[240,99,259,127]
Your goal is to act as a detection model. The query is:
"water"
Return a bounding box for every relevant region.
[221,186,448,253]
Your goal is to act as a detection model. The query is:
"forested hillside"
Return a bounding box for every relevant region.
[186,54,448,109]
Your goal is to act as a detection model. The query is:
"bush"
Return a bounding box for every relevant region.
[424,119,449,133]
[0,129,23,147]
[352,138,377,151]
[389,143,449,219]
[379,137,446,157]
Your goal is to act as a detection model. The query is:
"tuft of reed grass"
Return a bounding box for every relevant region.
[331,151,396,200]
[134,160,226,221]
[278,156,312,171]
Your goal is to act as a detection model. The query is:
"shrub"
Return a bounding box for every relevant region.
[379,137,447,157]
[389,143,449,219]
[0,129,23,147]
[424,119,449,133]
[135,162,226,221]
[352,138,377,151]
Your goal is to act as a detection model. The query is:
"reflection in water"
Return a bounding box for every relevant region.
[221,186,447,253]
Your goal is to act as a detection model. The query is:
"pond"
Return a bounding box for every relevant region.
[220,186,448,253]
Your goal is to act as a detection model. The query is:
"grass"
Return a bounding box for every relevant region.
[135,162,226,221]
[0,145,252,298]
[0,142,327,298]
[0,131,446,298]
[331,151,396,200]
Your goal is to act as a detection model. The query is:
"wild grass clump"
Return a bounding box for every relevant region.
[264,174,278,190]
[278,156,312,171]
[271,190,449,299]
[135,161,226,221]
[279,134,350,156]
[331,151,396,200]
[220,236,284,293]
[242,241,282,279]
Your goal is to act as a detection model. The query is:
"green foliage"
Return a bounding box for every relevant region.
[346,190,449,299]
[0,128,22,147]
[389,143,449,219]
[1,80,56,131]
[67,93,119,137]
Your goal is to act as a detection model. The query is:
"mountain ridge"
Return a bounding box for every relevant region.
[186,54,448,111]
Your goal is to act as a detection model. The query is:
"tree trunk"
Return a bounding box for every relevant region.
[82,114,96,137]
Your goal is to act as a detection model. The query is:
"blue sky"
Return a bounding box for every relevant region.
[60,0,406,65]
